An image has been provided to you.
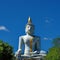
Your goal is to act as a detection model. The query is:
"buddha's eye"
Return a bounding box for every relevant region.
[27,25,30,29]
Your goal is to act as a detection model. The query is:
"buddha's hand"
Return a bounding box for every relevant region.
[15,49,21,57]
[34,51,40,54]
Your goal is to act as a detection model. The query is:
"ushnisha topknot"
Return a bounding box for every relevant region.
[26,17,34,26]
[25,17,35,29]
[27,17,32,24]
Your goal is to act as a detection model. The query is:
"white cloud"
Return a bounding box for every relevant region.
[0,26,9,32]
[44,37,49,40]
[43,37,52,40]
[45,19,50,23]
[45,17,54,23]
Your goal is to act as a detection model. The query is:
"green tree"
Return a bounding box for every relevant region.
[0,40,14,60]
[45,37,60,60]
[45,47,60,60]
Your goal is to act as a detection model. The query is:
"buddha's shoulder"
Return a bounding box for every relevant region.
[19,35,40,39]
[32,35,40,39]
[19,35,28,38]
[19,35,25,37]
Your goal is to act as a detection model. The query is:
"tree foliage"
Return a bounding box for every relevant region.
[0,40,14,60]
[45,37,60,60]
[45,47,60,60]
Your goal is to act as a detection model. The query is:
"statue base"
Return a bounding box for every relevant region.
[19,53,46,60]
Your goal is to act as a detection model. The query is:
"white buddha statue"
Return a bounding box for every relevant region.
[15,17,46,60]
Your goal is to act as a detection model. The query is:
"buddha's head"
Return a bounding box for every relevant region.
[25,17,35,35]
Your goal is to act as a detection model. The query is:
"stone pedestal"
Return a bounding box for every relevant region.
[20,54,44,60]
[21,56,41,60]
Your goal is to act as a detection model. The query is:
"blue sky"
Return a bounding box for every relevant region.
[0,0,60,52]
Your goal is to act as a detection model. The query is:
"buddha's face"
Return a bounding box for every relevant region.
[25,25,34,35]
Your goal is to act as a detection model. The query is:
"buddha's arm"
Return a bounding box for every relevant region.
[36,37,40,52]
[15,36,23,57]
[18,36,23,52]
[34,37,40,54]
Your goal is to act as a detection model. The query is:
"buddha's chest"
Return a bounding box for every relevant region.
[24,37,33,44]
[23,36,36,45]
